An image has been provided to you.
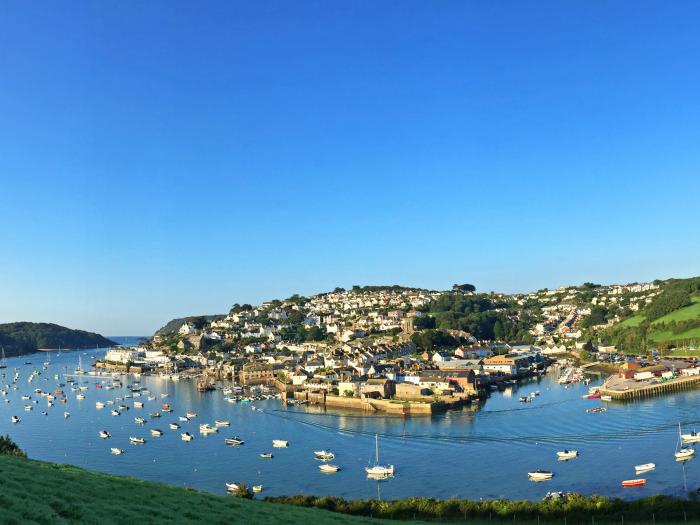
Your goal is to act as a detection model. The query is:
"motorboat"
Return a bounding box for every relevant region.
[169,423,180,430]
[134,417,147,424]
[215,420,230,427]
[225,483,240,493]
[129,436,146,444]
[259,453,273,459]
[186,411,197,418]
[149,412,161,418]
[681,431,700,444]
[601,395,613,402]
[179,416,190,422]
[556,450,578,460]
[63,411,70,418]
[528,470,554,481]
[134,401,144,408]
[635,463,655,473]
[319,464,341,473]
[11,415,20,424]
[272,440,289,448]
[181,432,194,441]
[314,450,335,461]
[150,428,164,437]
[76,394,85,400]
[110,448,124,455]
[111,410,120,416]
[199,424,218,434]
[225,437,245,446]
[99,430,111,439]
[95,401,105,409]
[622,479,646,487]
[252,485,263,493]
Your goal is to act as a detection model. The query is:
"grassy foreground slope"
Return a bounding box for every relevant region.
[0,456,402,525]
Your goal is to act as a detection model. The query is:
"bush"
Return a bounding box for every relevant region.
[0,435,26,457]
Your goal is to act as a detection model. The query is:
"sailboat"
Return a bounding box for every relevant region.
[0,348,7,369]
[365,434,394,478]
[675,422,695,461]
[75,355,84,375]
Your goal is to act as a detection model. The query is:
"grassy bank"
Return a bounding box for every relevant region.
[0,455,402,524]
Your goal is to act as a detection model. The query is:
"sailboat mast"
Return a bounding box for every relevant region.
[375,433,379,464]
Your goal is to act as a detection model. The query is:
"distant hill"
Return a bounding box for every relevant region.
[155,315,225,336]
[0,322,116,357]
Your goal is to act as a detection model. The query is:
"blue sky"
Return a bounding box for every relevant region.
[1,1,699,335]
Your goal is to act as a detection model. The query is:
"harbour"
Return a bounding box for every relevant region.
[2,340,700,503]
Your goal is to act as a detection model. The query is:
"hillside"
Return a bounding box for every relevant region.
[0,455,411,525]
[0,322,116,357]
[155,315,225,336]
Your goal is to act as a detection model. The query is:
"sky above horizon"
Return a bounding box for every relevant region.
[2,1,700,336]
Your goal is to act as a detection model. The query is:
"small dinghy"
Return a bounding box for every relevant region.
[528,470,553,481]
[635,463,655,473]
[556,450,578,460]
[622,478,646,487]
[99,430,111,439]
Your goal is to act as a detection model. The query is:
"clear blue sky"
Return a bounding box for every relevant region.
[1,1,699,336]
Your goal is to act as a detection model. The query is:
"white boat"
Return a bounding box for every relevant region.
[111,409,120,416]
[24,405,33,411]
[150,428,164,437]
[259,453,273,459]
[63,411,70,418]
[635,463,656,473]
[181,432,194,441]
[681,430,700,444]
[225,483,240,493]
[314,450,335,461]
[129,436,146,444]
[319,463,341,473]
[556,450,578,460]
[76,394,85,400]
[225,437,245,446]
[169,423,181,430]
[179,416,190,422]
[99,430,111,439]
[252,485,263,493]
[186,411,197,418]
[134,401,144,408]
[601,395,612,402]
[11,415,20,424]
[110,448,124,455]
[199,424,219,434]
[214,420,230,427]
[365,434,394,478]
[528,470,554,481]
[134,417,147,424]
[95,401,105,409]
[675,447,695,460]
[272,439,289,448]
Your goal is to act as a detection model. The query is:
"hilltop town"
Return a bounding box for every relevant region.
[95,278,699,413]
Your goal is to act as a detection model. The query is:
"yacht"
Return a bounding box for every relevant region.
[319,463,341,473]
[134,417,147,425]
[150,428,164,437]
[95,401,105,409]
[199,424,219,434]
[259,453,273,459]
[556,450,578,460]
[635,463,655,473]
[272,439,289,448]
[129,436,146,444]
[365,434,394,478]
[214,420,230,427]
[314,450,335,461]
[99,430,111,439]
[134,401,144,408]
[681,430,700,444]
[528,470,554,481]
[675,447,695,461]
[169,423,181,430]
[181,432,194,441]
[110,448,124,455]
[186,411,197,418]
[225,437,245,446]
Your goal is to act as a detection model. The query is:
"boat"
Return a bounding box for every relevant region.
[252,485,263,493]
[622,479,646,487]
[583,392,601,399]
[111,410,120,416]
[110,448,124,455]
[150,412,161,418]
[199,424,219,434]
[129,436,146,444]
[314,450,335,461]
[179,416,189,422]
[556,450,578,460]
[601,395,613,402]
[134,401,144,408]
[11,415,20,424]
[587,407,607,413]
[134,417,147,424]
[272,439,289,448]
[259,453,273,459]
[95,401,105,409]
[635,463,655,473]
[365,434,394,478]
[319,463,341,473]
[225,483,240,493]
[215,420,230,427]
[225,437,245,446]
[169,423,180,430]
[528,470,554,481]
[676,423,696,460]
[181,432,194,441]
[186,411,197,418]
[681,430,700,444]
[99,430,111,439]
[150,428,164,437]
[63,411,70,418]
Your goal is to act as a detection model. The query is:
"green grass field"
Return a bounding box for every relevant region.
[651,297,700,325]
[619,314,646,327]
[0,456,402,525]
[649,326,700,343]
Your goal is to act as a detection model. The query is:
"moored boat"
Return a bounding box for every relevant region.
[635,463,655,473]
[252,485,263,493]
[150,428,164,437]
[110,448,124,455]
[314,450,335,461]
[169,423,181,430]
[129,436,146,444]
[99,430,111,439]
[556,450,578,460]
[319,463,341,473]
[181,432,194,441]
[259,452,273,459]
[272,439,289,448]
[621,478,646,487]
[528,470,553,481]
[225,437,245,446]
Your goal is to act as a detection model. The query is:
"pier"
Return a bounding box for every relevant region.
[600,374,700,400]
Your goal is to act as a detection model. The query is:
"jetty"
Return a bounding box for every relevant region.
[600,374,700,401]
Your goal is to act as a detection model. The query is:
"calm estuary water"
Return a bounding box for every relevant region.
[2,338,700,501]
